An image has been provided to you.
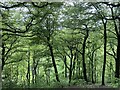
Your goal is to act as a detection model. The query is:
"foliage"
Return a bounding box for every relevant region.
[1,2,120,88]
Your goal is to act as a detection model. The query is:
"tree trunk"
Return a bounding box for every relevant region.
[2,42,5,70]
[32,56,35,84]
[72,52,77,79]
[78,59,81,78]
[109,62,112,82]
[64,56,67,78]
[82,30,89,82]
[88,60,91,82]
[45,68,50,85]
[26,50,30,87]
[69,49,73,84]
[115,34,120,78]
[82,44,87,82]
[91,58,94,84]
[102,21,107,85]
[32,51,39,84]
[91,47,95,84]
[76,55,80,78]
[0,59,2,90]
[48,43,60,82]
[94,53,97,83]
[110,6,120,79]
[16,65,19,83]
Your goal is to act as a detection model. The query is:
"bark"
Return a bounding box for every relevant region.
[91,47,95,83]
[32,51,39,84]
[0,2,26,9]
[94,53,97,83]
[44,65,50,85]
[109,62,112,82]
[0,68,1,90]
[91,58,94,83]
[31,2,49,8]
[72,52,77,78]
[64,56,67,78]
[69,48,73,84]
[16,65,19,83]
[115,34,120,78]
[76,55,80,78]
[116,19,120,78]
[102,21,107,85]
[78,59,81,78]
[82,29,89,82]
[88,60,91,81]
[88,45,99,83]
[2,42,5,70]
[48,43,60,82]
[32,56,35,84]
[26,51,30,87]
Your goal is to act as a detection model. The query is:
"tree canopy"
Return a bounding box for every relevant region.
[0,1,120,88]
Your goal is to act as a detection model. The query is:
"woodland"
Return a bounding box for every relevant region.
[0,1,120,88]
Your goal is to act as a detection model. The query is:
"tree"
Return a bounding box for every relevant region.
[30,2,63,82]
[1,2,120,88]
[101,2,120,79]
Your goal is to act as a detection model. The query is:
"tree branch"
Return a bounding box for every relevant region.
[4,38,17,59]
[5,57,23,65]
[31,2,49,8]
[101,2,120,7]
[106,51,116,61]
[0,2,26,9]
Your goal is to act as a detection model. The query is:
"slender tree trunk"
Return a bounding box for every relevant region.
[69,59,72,84]
[64,56,67,78]
[16,65,19,83]
[46,70,50,85]
[91,48,95,83]
[91,58,94,83]
[88,60,91,82]
[78,59,81,78]
[82,42,87,82]
[94,54,97,83]
[32,51,39,84]
[109,62,112,82]
[82,30,89,82]
[76,55,79,78]
[45,69,49,85]
[34,65,38,84]
[69,49,73,84]
[48,69,50,85]
[65,66,67,78]
[26,50,30,87]
[95,59,98,83]
[2,42,5,70]
[72,52,77,79]
[118,18,120,87]
[116,20,120,78]
[102,21,107,85]
[115,34,120,78]
[48,43,60,82]
[0,54,1,90]
[32,57,35,84]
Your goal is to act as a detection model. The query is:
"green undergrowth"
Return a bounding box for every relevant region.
[2,78,120,88]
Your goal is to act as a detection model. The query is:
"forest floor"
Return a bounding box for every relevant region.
[64,84,115,88]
